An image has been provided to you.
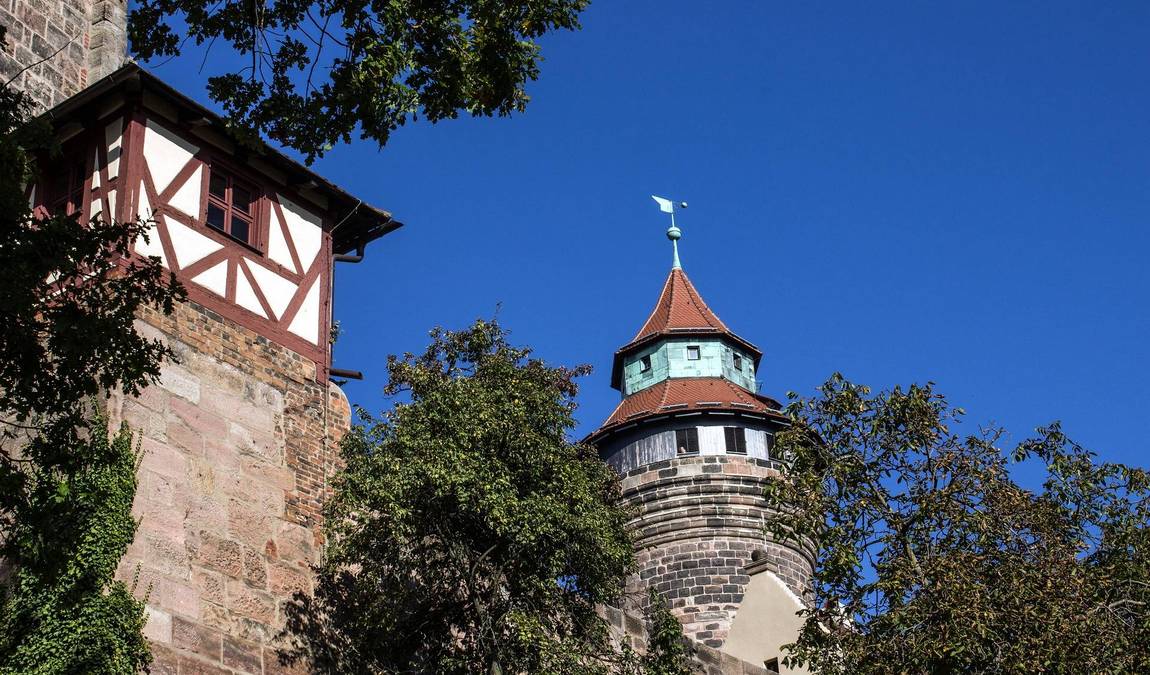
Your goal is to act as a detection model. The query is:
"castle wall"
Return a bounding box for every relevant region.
[619,455,813,649]
[108,298,349,675]
[0,0,126,109]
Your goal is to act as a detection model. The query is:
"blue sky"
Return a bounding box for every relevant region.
[148,2,1149,464]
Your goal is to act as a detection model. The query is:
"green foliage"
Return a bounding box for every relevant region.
[641,590,693,675]
[765,374,1150,674]
[128,0,589,161]
[281,319,636,674]
[0,33,183,428]
[0,412,152,674]
[0,28,183,673]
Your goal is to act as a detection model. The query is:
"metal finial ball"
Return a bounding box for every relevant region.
[666,225,681,241]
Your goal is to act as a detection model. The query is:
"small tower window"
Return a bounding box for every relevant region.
[206,168,257,246]
[732,353,743,371]
[47,157,88,217]
[686,346,701,361]
[639,355,651,373]
[724,427,747,454]
[675,428,699,456]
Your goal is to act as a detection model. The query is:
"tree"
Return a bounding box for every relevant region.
[640,590,694,675]
[280,319,636,674]
[128,0,590,161]
[0,413,151,674]
[0,27,184,673]
[764,375,1150,674]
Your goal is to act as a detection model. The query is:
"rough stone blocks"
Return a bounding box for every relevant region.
[108,299,351,674]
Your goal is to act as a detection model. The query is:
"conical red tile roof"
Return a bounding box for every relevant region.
[632,268,729,341]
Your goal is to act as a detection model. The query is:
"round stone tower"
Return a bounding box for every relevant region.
[587,227,813,650]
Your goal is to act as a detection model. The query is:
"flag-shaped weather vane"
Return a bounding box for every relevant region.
[652,195,688,269]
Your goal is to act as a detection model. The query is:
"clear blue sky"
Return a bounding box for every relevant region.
[148,2,1149,464]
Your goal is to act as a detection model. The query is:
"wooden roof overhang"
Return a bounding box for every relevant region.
[38,63,402,253]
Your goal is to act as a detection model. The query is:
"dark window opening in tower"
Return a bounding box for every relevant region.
[640,355,651,373]
[47,156,88,217]
[686,345,701,360]
[724,427,747,454]
[206,167,258,247]
[733,353,743,371]
[764,657,780,674]
[676,428,699,455]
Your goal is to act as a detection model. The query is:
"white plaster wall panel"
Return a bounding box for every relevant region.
[133,184,167,267]
[143,119,199,194]
[136,180,153,218]
[90,148,101,190]
[167,165,202,218]
[107,190,116,221]
[191,260,228,297]
[698,424,727,455]
[27,185,35,208]
[287,277,321,344]
[234,265,267,318]
[104,118,122,179]
[266,208,295,271]
[747,429,769,460]
[90,194,102,217]
[245,259,298,319]
[277,195,322,265]
[167,218,223,269]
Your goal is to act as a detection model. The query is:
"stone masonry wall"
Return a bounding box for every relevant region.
[107,298,349,675]
[0,0,127,110]
[620,456,813,649]
[601,604,778,675]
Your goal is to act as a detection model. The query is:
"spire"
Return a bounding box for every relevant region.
[651,195,686,270]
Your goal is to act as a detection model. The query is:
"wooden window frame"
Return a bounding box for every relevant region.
[732,353,743,371]
[39,138,92,219]
[675,428,699,456]
[724,427,747,455]
[639,354,652,373]
[686,345,701,361]
[202,162,264,251]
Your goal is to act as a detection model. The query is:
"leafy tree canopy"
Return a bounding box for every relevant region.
[0,36,183,432]
[0,413,151,674]
[0,28,183,673]
[281,319,636,674]
[128,0,590,161]
[766,375,1150,674]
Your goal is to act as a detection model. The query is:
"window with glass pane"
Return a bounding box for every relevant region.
[724,427,747,454]
[206,168,255,245]
[675,428,699,455]
[49,160,87,216]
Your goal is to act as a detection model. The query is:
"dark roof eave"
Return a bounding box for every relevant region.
[41,63,400,252]
[582,404,789,447]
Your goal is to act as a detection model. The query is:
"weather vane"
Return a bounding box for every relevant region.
[651,195,688,269]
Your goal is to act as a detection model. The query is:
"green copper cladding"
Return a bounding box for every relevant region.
[622,338,758,396]
[667,224,682,270]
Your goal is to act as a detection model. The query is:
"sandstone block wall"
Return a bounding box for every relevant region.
[0,0,127,110]
[620,456,813,648]
[108,299,349,675]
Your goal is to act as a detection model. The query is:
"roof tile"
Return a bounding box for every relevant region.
[591,378,783,439]
[632,268,729,341]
